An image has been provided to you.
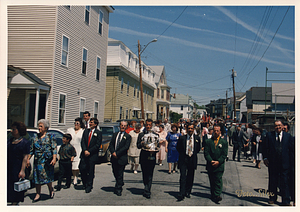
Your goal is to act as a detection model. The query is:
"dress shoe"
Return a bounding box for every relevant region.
[143,193,151,199]
[32,196,41,203]
[85,187,92,193]
[185,193,191,198]
[54,185,61,191]
[268,200,275,204]
[213,196,222,203]
[177,194,184,201]
[63,185,71,189]
[116,192,122,196]
[280,203,292,206]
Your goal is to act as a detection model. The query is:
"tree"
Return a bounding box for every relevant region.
[169,111,182,123]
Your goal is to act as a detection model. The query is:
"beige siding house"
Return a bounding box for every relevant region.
[7,5,113,131]
[104,38,156,122]
[150,66,171,121]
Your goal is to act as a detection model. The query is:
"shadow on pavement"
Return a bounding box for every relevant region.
[126,187,144,195]
[164,191,179,199]
[25,193,52,202]
[242,165,258,168]
[101,186,115,193]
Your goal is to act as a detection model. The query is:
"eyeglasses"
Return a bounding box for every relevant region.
[74,122,80,125]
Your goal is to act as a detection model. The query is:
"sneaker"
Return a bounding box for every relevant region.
[134,170,138,174]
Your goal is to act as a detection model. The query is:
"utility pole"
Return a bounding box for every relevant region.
[138,40,145,120]
[232,69,236,122]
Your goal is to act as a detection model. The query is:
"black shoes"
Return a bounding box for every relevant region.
[185,193,191,198]
[177,194,184,201]
[32,196,41,203]
[114,190,122,196]
[212,196,222,203]
[85,187,92,193]
[54,185,61,191]
[143,193,151,199]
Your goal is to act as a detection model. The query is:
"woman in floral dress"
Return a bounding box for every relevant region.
[27,119,57,202]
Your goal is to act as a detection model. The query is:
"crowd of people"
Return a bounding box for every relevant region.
[7,114,295,206]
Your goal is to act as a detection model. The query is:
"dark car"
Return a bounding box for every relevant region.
[98,123,120,162]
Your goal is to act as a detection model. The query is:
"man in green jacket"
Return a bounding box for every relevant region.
[204,124,228,203]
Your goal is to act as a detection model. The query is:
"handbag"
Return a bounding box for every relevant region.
[14,178,30,192]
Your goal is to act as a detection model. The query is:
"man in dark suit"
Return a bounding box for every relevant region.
[204,124,228,203]
[232,125,243,162]
[79,118,102,193]
[263,120,294,206]
[137,119,159,199]
[108,121,131,196]
[176,123,201,201]
[202,126,213,151]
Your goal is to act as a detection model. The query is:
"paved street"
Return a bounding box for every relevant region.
[20,145,278,206]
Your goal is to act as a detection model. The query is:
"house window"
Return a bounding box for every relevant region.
[126,109,128,119]
[121,77,124,93]
[98,10,103,35]
[133,84,136,97]
[61,35,69,66]
[82,48,88,75]
[80,98,86,118]
[85,6,90,24]
[119,107,122,120]
[137,86,139,99]
[127,81,129,96]
[157,88,160,99]
[166,90,170,101]
[59,93,66,124]
[94,101,99,118]
[181,105,183,111]
[161,89,164,99]
[96,56,101,81]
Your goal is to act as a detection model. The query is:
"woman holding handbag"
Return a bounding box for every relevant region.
[27,119,57,203]
[7,121,30,205]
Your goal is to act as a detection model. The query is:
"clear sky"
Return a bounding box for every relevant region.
[108,6,295,105]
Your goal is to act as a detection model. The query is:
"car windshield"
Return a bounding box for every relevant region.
[100,127,115,137]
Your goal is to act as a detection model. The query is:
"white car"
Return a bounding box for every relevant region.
[7,128,64,180]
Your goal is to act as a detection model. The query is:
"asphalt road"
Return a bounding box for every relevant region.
[20,145,280,206]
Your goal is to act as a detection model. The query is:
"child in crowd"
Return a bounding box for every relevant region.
[54,134,76,191]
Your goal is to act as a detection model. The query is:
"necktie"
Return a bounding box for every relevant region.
[116,133,122,150]
[88,130,92,149]
[188,138,193,157]
[86,121,88,129]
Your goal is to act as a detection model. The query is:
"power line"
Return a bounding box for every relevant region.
[240,6,291,91]
[156,6,188,39]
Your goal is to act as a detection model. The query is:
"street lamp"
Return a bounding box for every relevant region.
[138,39,157,119]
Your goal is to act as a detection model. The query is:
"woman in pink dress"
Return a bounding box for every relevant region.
[157,125,167,166]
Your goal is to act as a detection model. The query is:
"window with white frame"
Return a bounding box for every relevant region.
[82,48,87,75]
[121,77,124,93]
[181,105,183,111]
[133,84,136,98]
[127,81,129,96]
[161,89,164,99]
[85,6,90,24]
[128,53,131,67]
[126,109,128,119]
[96,56,101,81]
[80,98,86,118]
[98,10,103,35]
[61,35,69,66]
[59,93,66,124]
[137,86,139,99]
[94,101,99,118]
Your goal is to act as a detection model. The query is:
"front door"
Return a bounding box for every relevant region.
[27,93,46,127]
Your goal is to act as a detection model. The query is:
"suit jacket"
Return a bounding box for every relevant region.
[80,128,102,162]
[204,136,228,173]
[108,131,131,166]
[262,131,294,170]
[232,130,243,145]
[176,134,201,170]
[202,134,212,149]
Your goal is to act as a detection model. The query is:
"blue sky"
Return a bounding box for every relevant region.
[108,6,295,105]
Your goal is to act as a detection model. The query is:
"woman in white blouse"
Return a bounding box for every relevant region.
[66,117,84,185]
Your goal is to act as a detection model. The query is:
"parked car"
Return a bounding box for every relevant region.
[7,128,64,180]
[98,123,120,162]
